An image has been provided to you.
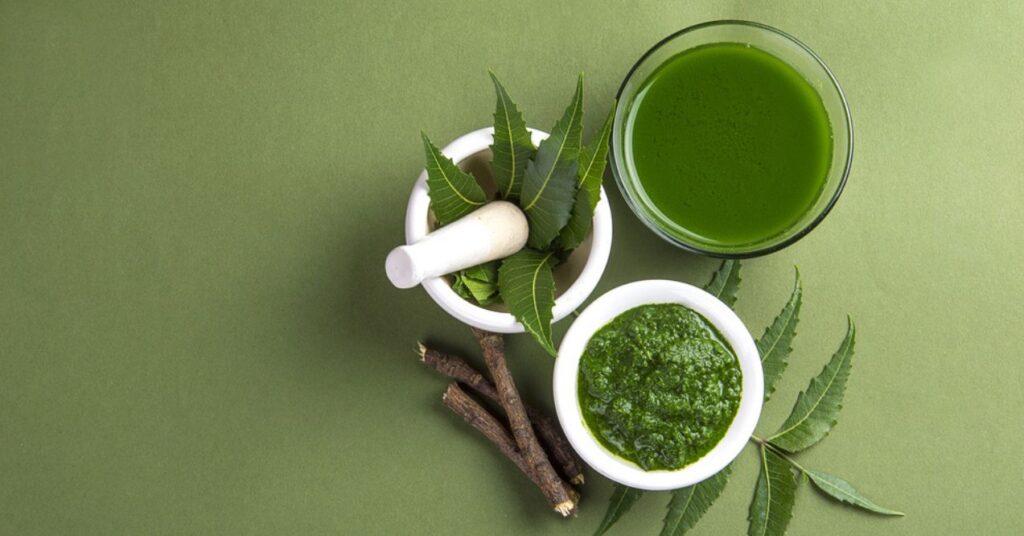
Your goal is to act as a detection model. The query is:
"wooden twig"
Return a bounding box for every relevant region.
[419,343,585,485]
[470,328,576,516]
[442,384,553,506]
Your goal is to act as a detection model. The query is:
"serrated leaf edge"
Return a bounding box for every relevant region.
[488,72,533,199]
[806,470,904,516]
[757,269,802,399]
[660,464,730,536]
[594,485,643,536]
[748,445,797,536]
[527,252,554,345]
[576,102,615,190]
[498,250,557,356]
[703,260,741,307]
[768,318,855,450]
[521,75,584,211]
[422,133,485,209]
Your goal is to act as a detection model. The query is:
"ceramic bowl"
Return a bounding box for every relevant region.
[403,127,613,333]
[552,280,763,490]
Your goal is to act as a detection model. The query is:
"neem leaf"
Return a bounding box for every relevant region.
[521,74,584,249]
[422,132,486,225]
[451,273,472,301]
[578,102,615,209]
[498,249,557,356]
[557,185,593,251]
[463,278,498,304]
[660,464,731,536]
[460,262,499,305]
[462,261,498,284]
[768,318,855,452]
[805,470,904,516]
[594,485,644,536]
[757,269,802,400]
[703,260,741,307]
[748,446,797,536]
[559,102,614,250]
[488,72,535,201]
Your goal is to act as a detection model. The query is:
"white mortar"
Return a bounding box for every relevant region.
[403,127,613,333]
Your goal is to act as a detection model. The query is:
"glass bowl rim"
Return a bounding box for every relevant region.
[611,19,854,259]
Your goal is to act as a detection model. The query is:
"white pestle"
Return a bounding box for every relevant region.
[385,201,529,289]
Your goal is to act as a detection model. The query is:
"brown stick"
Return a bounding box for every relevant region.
[470,328,576,516]
[419,343,585,485]
[442,384,551,503]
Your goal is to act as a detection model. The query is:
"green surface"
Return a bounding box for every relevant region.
[1,1,1022,534]
[578,303,742,471]
[628,42,832,248]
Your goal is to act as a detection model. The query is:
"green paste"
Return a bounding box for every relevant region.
[578,304,742,470]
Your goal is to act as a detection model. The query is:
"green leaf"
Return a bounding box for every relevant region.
[498,249,557,356]
[462,261,498,283]
[451,274,472,301]
[557,185,593,251]
[660,464,731,536]
[459,261,499,304]
[488,72,535,201]
[594,485,644,536]
[757,269,802,400]
[463,279,498,304]
[703,260,741,307]
[559,102,614,250]
[768,318,856,452]
[578,102,615,209]
[521,74,584,249]
[422,132,487,226]
[748,445,798,536]
[805,470,904,516]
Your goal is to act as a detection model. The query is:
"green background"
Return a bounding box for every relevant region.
[2,1,1022,534]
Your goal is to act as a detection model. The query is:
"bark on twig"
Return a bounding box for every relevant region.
[419,343,585,485]
[442,384,553,505]
[470,328,576,516]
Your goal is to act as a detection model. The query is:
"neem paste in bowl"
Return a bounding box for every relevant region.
[577,303,742,471]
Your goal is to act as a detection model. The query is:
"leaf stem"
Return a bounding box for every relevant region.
[749,436,810,475]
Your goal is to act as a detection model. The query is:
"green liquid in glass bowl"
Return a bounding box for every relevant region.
[612,21,853,257]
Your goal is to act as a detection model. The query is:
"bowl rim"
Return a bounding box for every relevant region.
[404,126,613,333]
[610,19,854,259]
[553,279,763,490]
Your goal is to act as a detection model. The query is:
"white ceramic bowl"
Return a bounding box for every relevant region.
[404,127,613,333]
[553,280,763,490]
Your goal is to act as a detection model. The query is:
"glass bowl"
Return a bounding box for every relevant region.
[610,20,853,258]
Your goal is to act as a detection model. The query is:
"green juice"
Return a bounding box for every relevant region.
[627,43,833,248]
